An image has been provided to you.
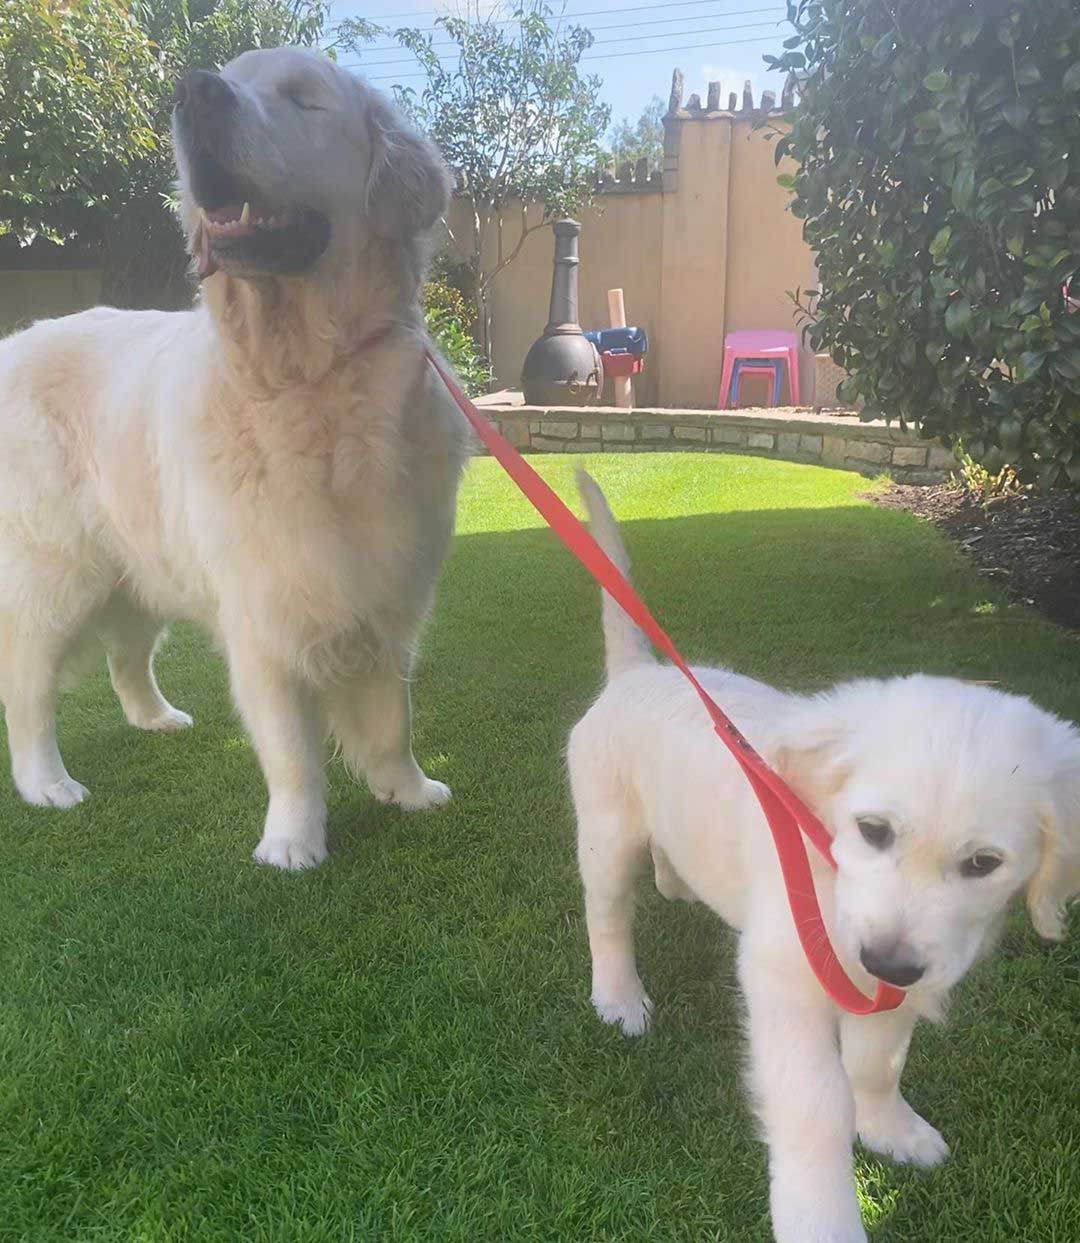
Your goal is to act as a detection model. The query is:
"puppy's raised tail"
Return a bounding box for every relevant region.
[575,469,654,680]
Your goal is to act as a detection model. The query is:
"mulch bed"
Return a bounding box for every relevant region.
[871,483,1080,631]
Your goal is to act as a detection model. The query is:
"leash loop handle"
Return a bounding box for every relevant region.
[427,350,903,1016]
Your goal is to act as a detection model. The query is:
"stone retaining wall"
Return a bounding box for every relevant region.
[476,405,955,484]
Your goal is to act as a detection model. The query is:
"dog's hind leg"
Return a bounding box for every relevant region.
[651,842,696,902]
[841,1006,948,1168]
[98,593,192,732]
[578,805,652,1035]
[1,624,89,809]
[570,737,652,1034]
[327,654,450,812]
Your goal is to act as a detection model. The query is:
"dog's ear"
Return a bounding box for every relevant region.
[771,697,853,815]
[1027,727,1080,940]
[364,93,451,240]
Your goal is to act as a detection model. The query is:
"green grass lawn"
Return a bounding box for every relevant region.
[1,453,1078,1241]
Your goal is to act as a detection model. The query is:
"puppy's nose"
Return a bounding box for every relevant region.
[859,944,925,988]
[173,70,236,114]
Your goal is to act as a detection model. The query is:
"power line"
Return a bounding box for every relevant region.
[360,31,778,81]
[340,15,784,70]
[346,5,783,64]
[341,0,778,37]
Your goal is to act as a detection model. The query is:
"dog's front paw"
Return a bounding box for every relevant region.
[592,991,653,1037]
[253,833,328,871]
[20,774,90,809]
[857,1096,949,1168]
[145,706,194,731]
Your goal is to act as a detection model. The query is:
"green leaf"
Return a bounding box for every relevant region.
[1000,417,1022,448]
[923,70,950,92]
[929,225,952,260]
[1015,351,1046,382]
[952,164,976,212]
[1063,62,1080,92]
[956,10,983,47]
[872,32,896,62]
[776,172,797,189]
[913,110,941,130]
[1001,101,1030,129]
[945,298,973,335]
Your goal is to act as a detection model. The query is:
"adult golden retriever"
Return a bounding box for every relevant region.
[0,48,469,869]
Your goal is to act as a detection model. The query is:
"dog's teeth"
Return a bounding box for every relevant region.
[240,201,250,226]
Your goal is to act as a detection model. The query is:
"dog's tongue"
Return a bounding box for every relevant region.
[196,225,218,280]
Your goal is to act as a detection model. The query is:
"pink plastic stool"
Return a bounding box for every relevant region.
[718,330,801,408]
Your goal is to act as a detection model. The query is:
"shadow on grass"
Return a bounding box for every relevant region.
[0,500,1077,1240]
[15,502,1078,866]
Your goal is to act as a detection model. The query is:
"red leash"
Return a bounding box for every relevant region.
[426,350,904,1016]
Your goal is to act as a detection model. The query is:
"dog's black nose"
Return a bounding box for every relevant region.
[859,945,925,988]
[173,70,236,113]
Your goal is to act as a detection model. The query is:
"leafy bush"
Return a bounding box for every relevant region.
[771,0,1080,490]
[1,0,328,307]
[423,276,492,397]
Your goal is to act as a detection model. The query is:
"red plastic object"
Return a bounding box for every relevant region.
[601,351,643,379]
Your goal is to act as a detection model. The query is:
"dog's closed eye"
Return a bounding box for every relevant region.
[280,84,326,112]
[857,816,895,850]
[959,851,1003,878]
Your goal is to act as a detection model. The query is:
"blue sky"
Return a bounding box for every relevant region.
[327,1,794,132]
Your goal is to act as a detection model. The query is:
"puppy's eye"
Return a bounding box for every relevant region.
[857,817,894,850]
[959,852,1003,879]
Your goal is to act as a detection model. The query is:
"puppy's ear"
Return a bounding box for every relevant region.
[1027,727,1080,940]
[771,697,852,814]
[364,94,451,240]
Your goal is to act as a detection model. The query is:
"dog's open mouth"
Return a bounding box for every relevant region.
[188,152,331,280]
[195,201,330,280]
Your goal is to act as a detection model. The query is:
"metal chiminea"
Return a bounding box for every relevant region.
[521,219,602,406]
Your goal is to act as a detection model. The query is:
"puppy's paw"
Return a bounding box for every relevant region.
[20,775,90,809]
[857,1097,949,1168]
[253,833,329,871]
[774,1218,866,1243]
[592,991,653,1037]
[144,706,194,732]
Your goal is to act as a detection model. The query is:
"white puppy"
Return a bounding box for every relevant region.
[0,49,468,868]
[569,471,1080,1243]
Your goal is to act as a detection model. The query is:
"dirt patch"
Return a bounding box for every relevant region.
[872,483,1080,631]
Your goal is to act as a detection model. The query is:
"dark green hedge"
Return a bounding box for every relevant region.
[771,0,1080,490]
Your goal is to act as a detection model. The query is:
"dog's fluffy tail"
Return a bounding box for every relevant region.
[575,469,654,681]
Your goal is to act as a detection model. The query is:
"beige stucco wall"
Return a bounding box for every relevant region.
[447,106,815,408]
[0,269,104,335]
[725,118,817,403]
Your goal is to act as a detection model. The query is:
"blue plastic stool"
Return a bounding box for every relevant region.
[729,357,784,406]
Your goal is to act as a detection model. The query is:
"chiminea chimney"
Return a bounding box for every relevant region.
[521,220,601,406]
